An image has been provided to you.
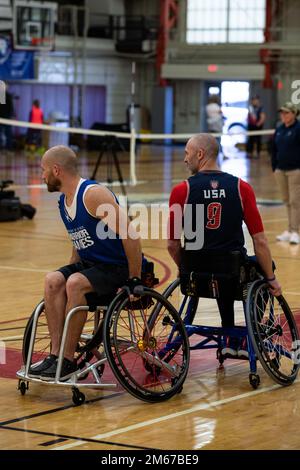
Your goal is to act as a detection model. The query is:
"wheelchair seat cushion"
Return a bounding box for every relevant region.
[85,292,116,310]
[180,250,259,300]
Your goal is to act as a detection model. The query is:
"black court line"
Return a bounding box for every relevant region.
[0,316,29,326]
[0,325,27,332]
[40,438,68,446]
[0,424,157,451]
[0,391,124,427]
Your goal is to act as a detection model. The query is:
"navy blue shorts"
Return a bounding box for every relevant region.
[57,260,129,296]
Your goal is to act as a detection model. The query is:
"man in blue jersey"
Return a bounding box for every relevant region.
[168,133,281,357]
[30,145,142,380]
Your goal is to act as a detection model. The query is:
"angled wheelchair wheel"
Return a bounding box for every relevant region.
[23,301,50,365]
[162,278,199,324]
[246,280,300,385]
[103,288,190,402]
[162,278,181,307]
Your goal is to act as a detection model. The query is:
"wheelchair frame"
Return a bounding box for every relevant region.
[162,276,300,389]
[17,286,190,405]
[17,300,116,405]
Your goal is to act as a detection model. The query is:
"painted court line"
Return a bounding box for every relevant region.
[0,265,48,273]
[0,334,23,341]
[52,382,285,450]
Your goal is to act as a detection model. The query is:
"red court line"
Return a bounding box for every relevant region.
[0,343,223,381]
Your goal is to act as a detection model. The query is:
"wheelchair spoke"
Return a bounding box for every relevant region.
[246,280,300,384]
[104,289,189,402]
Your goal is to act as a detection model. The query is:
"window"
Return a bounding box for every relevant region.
[186,0,266,44]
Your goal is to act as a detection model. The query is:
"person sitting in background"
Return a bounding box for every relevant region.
[246,95,266,159]
[272,102,300,245]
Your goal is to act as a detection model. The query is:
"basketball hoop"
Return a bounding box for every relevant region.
[12,1,57,51]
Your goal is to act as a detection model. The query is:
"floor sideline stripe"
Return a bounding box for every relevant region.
[52,381,291,450]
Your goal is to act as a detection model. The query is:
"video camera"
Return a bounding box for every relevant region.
[0,180,15,198]
[0,180,36,222]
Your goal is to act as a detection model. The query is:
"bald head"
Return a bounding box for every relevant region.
[184,133,219,175]
[41,145,79,193]
[188,134,219,160]
[42,145,78,175]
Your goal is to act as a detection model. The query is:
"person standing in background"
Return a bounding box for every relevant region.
[27,99,44,148]
[206,95,227,160]
[272,102,300,245]
[246,95,266,159]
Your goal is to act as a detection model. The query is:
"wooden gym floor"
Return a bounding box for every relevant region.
[0,143,299,450]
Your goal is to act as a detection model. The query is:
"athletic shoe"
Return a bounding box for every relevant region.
[276,230,292,242]
[237,338,249,359]
[290,232,300,245]
[28,354,58,378]
[221,336,239,358]
[40,357,79,382]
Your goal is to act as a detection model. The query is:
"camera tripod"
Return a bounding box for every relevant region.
[91,136,127,197]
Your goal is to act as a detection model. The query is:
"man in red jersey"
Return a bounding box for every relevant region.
[168,133,281,357]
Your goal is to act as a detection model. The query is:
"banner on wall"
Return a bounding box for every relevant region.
[0,36,34,80]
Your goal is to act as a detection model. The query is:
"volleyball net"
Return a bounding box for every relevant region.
[0,117,275,186]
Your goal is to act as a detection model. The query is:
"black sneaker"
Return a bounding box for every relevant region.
[40,357,79,382]
[28,354,58,378]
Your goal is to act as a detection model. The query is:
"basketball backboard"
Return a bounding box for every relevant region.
[12,0,57,51]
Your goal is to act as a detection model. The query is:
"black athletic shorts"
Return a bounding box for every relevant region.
[57,260,129,296]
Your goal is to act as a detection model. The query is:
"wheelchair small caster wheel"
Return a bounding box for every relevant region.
[249,373,260,389]
[18,380,28,396]
[217,349,225,365]
[72,388,85,406]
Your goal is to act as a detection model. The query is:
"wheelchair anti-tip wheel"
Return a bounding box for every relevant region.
[103,288,190,402]
[246,280,300,385]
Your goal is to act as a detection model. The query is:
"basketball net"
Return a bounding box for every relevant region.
[30,36,55,51]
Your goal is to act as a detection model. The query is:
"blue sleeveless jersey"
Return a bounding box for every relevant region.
[185,171,246,253]
[58,179,128,265]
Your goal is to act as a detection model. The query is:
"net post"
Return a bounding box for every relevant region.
[130,128,137,186]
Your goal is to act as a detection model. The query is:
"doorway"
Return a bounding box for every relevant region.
[204,80,250,154]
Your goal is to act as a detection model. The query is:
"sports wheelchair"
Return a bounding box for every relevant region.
[161,251,300,389]
[17,262,190,405]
